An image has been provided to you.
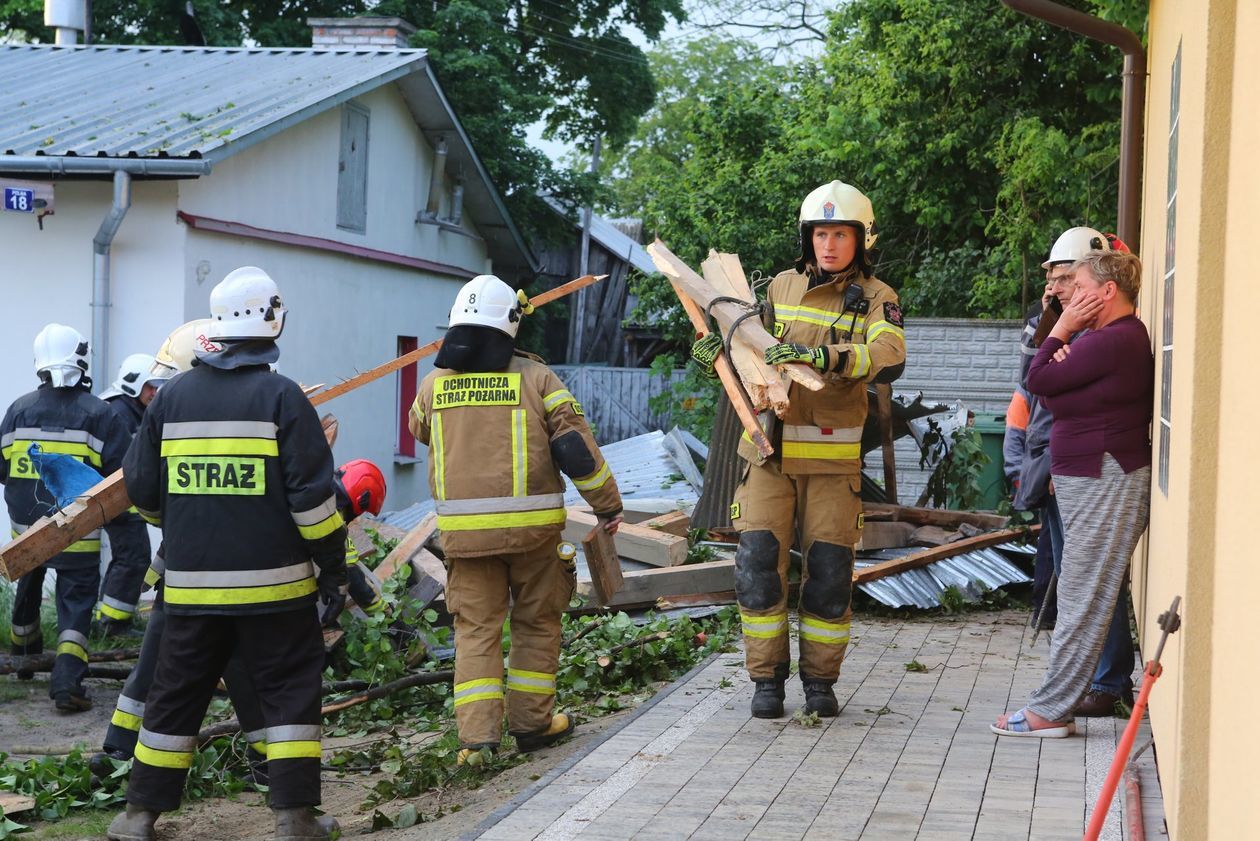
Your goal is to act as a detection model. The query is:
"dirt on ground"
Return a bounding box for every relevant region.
[1,672,642,840]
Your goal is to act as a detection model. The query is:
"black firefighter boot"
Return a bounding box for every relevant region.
[273,807,340,841]
[802,677,840,717]
[750,665,788,719]
[106,803,160,841]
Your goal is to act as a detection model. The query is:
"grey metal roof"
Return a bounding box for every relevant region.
[0,44,426,159]
[0,44,535,273]
[856,543,1034,610]
[543,197,656,276]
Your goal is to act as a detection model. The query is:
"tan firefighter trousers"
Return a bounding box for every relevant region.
[446,538,576,747]
[732,460,863,682]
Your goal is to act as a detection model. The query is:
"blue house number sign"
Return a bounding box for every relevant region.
[4,187,34,213]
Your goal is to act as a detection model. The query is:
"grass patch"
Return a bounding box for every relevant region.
[23,810,114,839]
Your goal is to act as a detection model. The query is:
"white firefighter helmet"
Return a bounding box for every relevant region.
[800,180,877,251]
[206,266,286,341]
[1042,226,1111,269]
[33,323,90,388]
[102,353,166,400]
[151,319,215,379]
[448,274,524,339]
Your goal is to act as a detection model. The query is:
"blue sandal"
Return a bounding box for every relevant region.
[990,707,1072,738]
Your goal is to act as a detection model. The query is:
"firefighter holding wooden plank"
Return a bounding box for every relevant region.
[409,275,623,764]
[719,181,906,719]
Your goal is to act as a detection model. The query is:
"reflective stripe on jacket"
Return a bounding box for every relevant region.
[738,269,906,475]
[410,353,622,558]
[122,363,346,615]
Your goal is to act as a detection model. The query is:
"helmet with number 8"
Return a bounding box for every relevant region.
[448,274,525,339]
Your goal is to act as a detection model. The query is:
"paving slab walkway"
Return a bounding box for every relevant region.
[469,611,1167,841]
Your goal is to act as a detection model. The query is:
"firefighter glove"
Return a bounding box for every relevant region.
[765,342,828,371]
[690,333,723,378]
[317,574,349,627]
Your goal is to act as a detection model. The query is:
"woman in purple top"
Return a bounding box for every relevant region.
[992,250,1153,738]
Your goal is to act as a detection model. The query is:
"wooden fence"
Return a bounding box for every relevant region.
[550,366,688,444]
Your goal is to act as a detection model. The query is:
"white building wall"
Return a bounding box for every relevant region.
[177,85,488,277]
[0,180,185,538]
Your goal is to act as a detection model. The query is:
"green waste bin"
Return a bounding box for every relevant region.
[970,414,1009,512]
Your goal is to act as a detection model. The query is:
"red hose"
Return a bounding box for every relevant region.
[1084,662,1161,841]
[1124,762,1146,841]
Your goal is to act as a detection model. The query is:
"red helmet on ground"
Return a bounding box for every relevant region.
[338,459,387,518]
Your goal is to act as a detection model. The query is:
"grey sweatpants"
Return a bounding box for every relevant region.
[1027,455,1150,722]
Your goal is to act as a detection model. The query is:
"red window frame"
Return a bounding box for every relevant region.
[396,336,418,457]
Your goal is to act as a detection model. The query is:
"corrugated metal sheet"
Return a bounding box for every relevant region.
[856,543,1033,609]
[377,429,701,533]
[0,44,425,159]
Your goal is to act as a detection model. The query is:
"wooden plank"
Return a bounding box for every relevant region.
[0,791,36,815]
[0,472,130,581]
[857,520,916,551]
[577,559,735,608]
[359,518,408,544]
[875,383,898,504]
[320,413,339,447]
[306,274,604,408]
[582,525,623,606]
[375,513,437,583]
[861,503,1009,531]
[649,240,824,394]
[909,525,961,547]
[853,526,1037,584]
[407,547,447,610]
[700,251,790,412]
[663,274,772,458]
[640,510,691,538]
[323,628,344,652]
[563,509,687,567]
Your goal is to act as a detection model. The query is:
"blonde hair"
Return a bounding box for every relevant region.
[1072,250,1142,301]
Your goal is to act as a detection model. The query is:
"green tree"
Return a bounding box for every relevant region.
[0,0,684,240]
[609,0,1145,324]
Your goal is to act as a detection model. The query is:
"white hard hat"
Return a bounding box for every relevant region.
[33,323,89,388]
[448,275,524,339]
[105,353,166,400]
[1042,226,1110,269]
[207,266,286,341]
[800,181,877,251]
[151,319,215,378]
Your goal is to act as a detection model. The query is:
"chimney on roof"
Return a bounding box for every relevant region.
[44,0,86,45]
[308,16,417,50]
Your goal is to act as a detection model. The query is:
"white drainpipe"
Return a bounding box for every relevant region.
[91,171,130,392]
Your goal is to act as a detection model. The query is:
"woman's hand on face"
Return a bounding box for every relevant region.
[1052,345,1071,363]
[1059,288,1103,333]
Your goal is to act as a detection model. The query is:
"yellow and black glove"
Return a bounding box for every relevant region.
[764,342,829,370]
[690,333,723,378]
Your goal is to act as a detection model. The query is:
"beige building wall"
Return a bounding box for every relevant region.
[1137,1,1253,838]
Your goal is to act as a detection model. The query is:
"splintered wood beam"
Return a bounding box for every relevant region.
[577,559,735,608]
[375,513,437,583]
[0,276,605,581]
[853,526,1038,584]
[307,274,604,407]
[860,503,1010,531]
[564,509,687,567]
[648,239,823,393]
[583,524,623,606]
[700,251,790,412]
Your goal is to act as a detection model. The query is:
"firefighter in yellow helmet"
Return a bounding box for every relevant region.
[729,181,906,719]
[409,275,622,762]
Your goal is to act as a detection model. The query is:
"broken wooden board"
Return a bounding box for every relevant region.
[407,548,448,610]
[320,413,339,447]
[853,525,1038,584]
[857,520,916,551]
[640,510,691,538]
[655,590,737,609]
[0,791,36,816]
[649,239,824,395]
[0,471,130,581]
[700,251,790,413]
[577,559,735,609]
[861,503,1009,531]
[563,509,687,567]
[582,525,623,606]
[909,525,962,547]
[375,513,437,583]
[0,276,606,581]
[664,272,772,457]
[323,628,345,652]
